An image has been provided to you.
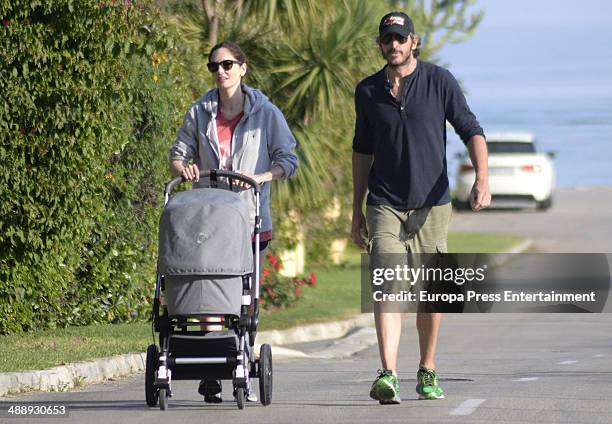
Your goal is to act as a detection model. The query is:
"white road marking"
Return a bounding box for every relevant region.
[513,377,540,382]
[450,399,486,416]
[593,354,607,358]
[558,360,578,365]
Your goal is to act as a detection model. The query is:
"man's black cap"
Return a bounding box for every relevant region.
[379,11,415,39]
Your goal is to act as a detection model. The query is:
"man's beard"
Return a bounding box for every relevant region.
[381,48,413,69]
[388,54,412,69]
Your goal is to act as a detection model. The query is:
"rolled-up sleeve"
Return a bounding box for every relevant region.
[443,70,485,144]
[352,85,374,154]
[267,104,298,179]
[169,107,198,163]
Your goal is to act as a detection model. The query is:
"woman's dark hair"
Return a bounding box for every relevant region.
[208,40,247,64]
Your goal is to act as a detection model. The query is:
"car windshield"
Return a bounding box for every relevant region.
[487,141,536,154]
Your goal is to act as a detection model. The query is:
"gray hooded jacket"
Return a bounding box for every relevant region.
[169,84,298,234]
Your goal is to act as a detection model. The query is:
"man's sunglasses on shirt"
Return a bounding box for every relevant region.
[380,33,410,45]
[207,60,242,73]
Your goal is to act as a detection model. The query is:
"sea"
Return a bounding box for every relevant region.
[440,0,612,187]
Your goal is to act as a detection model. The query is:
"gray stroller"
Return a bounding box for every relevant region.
[145,169,272,410]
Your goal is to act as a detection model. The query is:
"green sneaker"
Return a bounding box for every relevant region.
[369,369,401,404]
[416,367,445,399]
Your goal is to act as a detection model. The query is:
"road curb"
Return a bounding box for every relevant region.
[256,314,373,346]
[483,239,533,269]
[306,326,378,359]
[0,315,373,397]
[0,353,147,396]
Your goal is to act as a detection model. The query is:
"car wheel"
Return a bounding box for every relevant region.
[452,199,470,210]
[536,196,552,211]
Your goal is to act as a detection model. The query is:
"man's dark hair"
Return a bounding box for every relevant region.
[412,35,422,58]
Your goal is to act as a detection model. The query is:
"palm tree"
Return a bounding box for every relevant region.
[165,0,483,250]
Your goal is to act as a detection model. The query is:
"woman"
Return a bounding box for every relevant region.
[169,41,298,403]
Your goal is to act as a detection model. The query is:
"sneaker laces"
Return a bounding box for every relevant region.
[420,369,435,386]
[378,368,392,376]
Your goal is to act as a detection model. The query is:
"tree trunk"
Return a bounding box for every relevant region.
[202,0,220,45]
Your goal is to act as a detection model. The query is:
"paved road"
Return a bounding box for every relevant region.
[2,314,611,423]
[2,187,611,423]
[449,187,612,253]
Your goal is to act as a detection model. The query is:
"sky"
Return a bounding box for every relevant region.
[470,0,612,27]
[438,0,612,112]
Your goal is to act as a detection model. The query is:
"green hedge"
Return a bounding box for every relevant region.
[0,0,186,333]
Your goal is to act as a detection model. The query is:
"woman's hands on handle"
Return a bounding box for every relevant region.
[171,160,199,182]
[182,164,200,182]
[233,164,285,188]
[170,160,286,189]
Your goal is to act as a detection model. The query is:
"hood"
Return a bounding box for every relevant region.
[202,83,267,118]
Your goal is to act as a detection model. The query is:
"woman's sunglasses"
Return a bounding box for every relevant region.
[207,60,242,73]
[380,33,409,45]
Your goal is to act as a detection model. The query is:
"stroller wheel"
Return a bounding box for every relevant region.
[235,387,245,410]
[145,344,159,407]
[259,344,273,406]
[159,388,168,410]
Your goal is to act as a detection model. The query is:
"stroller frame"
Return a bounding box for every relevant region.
[145,170,272,410]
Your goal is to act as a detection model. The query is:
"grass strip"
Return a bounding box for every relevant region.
[0,322,152,373]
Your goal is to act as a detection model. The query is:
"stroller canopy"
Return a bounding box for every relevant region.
[158,188,253,276]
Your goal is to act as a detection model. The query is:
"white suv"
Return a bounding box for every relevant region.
[453,132,555,210]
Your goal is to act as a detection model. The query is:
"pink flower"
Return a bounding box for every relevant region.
[267,253,280,266]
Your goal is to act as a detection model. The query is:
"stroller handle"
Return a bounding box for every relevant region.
[164,170,261,196]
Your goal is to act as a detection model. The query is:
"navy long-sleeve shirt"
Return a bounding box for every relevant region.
[353,61,484,209]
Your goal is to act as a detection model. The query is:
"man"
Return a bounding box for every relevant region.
[352,11,491,405]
